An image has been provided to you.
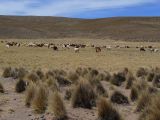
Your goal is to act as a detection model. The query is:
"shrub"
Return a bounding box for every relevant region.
[97,97,122,120]
[136,67,148,77]
[136,91,152,112]
[68,72,79,83]
[110,72,126,86]
[152,73,160,88]
[2,67,12,78]
[15,79,26,93]
[139,93,160,120]
[0,82,4,93]
[32,84,48,113]
[110,91,129,104]
[25,82,36,107]
[71,80,96,109]
[49,92,67,120]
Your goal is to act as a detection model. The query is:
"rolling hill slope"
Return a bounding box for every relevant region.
[0,16,160,41]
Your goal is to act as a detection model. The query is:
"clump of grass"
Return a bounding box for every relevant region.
[136,91,152,112]
[125,72,135,89]
[25,82,36,107]
[45,70,55,79]
[95,82,108,97]
[31,84,48,113]
[136,67,148,77]
[64,88,73,100]
[46,77,59,92]
[49,92,67,120]
[147,72,155,82]
[97,97,122,120]
[2,67,12,78]
[130,86,139,101]
[27,72,40,83]
[104,71,111,81]
[110,72,126,86]
[76,67,88,77]
[0,82,4,93]
[152,73,160,88]
[36,69,45,80]
[71,80,96,109]
[56,76,71,86]
[15,79,26,93]
[139,93,160,120]
[68,72,79,84]
[110,91,129,104]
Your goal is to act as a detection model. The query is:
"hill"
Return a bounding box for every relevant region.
[0,16,160,42]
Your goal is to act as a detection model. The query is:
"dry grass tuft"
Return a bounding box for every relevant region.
[139,93,160,120]
[36,69,45,80]
[2,67,12,78]
[147,71,155,82]
[71,80,96,109]
[125,72,135,89]
[32,84,48,113]
[25,82,36,107]
[110,91,129,104]
[68,72,79,84]
[0,82,4,93]
[110,72,126,86]
[136,67,148,77]
[130,86,139,101]
[97,97,122,120]
[152,73,160,88]
[27,72,40,83]
[49,92,67,120]
[56,76,71,86]
[15,79,26,93]
[95,82,108,97]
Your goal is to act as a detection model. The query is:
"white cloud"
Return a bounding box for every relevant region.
[0,0,157,16]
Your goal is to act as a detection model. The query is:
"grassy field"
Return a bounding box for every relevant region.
[0,38,160,72]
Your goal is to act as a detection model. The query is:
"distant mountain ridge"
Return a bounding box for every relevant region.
[0,15,160,42]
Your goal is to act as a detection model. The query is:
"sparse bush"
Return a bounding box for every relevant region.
[15,79,26,93]
[25,82,36,107]
[2,67,12,78]
[110,91,129,104]
[68,72,79,83]
[32,84,48,113]
[136,67,148,77]
[136,91,152,112]
[71,80,96,109]
[152,73,160,88]
[97,97,122,120]
[139,93,160,120]
[110,72,126,86]
[0,82,4,93]
[49,92,67,120]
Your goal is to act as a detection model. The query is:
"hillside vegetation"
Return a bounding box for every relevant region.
[0,16,160,41]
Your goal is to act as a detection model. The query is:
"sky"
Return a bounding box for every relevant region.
[0,0,160,19]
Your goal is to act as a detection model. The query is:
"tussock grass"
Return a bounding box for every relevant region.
[0,82,4,93]
[25,82,36,107]
[97,97,122,120]
[110,91,129,104]
[152,73,160,88]
[68,72,79,84]
[49,92,67,120]
[2,67,12,78]
[110,72,126,86]
[27,72,40,83]
[31,84,48,113]
[71,80,96,109]
[136,67,148,77]
[15,79,26,93]
[125,72,135,89]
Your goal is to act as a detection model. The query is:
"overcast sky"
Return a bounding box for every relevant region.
[0,0,159,18]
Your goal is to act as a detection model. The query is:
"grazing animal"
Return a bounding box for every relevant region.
[53,46,58,51]
[74,47,79,53]
[6,44,10,48]
[140,47,146,51]
[95,47,101,52]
